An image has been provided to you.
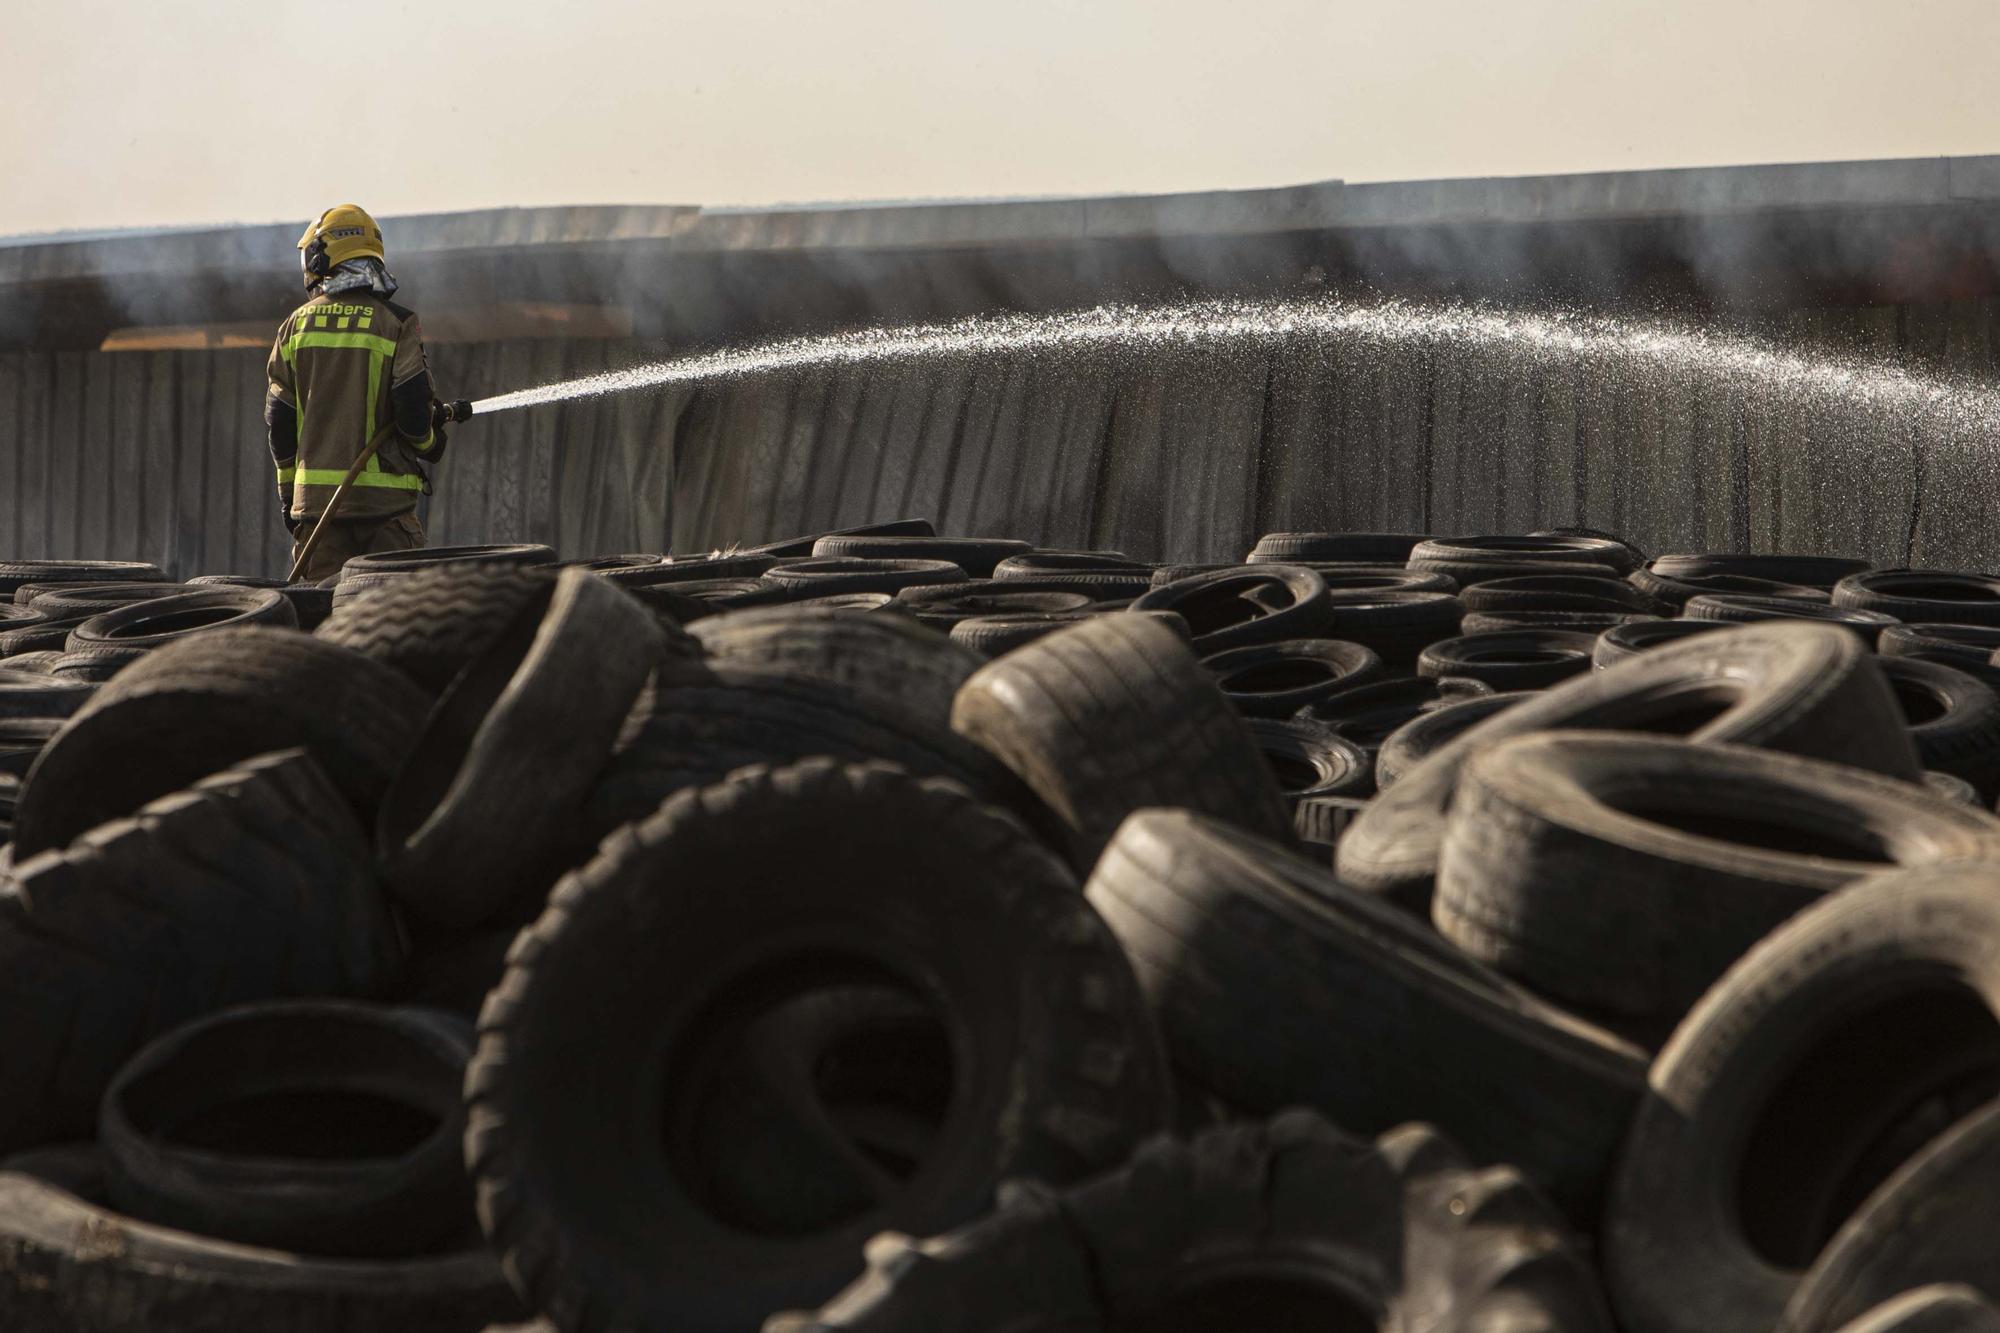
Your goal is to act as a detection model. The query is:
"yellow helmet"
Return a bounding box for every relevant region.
[298,204,385,283]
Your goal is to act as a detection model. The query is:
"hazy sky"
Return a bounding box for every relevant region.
[5,0,1998,237]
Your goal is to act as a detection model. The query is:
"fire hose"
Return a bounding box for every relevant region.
[286,400,474,583]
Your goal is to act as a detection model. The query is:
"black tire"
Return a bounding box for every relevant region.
[1437,732,2000,1022]
[951,613,1294,869]
[1314,565,1459,593]
[1593,617,1731,666]
[692,604,985,730]
[892,582,1095,628]
[281,583,336,630]
[19,581,191,616]
[341,544,558,578]
[100,1001,475,1259]
[0,750,400,1150]
[1247,531,1431,563]
[809,535,1031,577]
[1606,863,2000,1333]
[1201,637,1383,717]
[11,629,429,857]
[1297,675,1495,757]
[1130,564,1333,655]
[0,560,165,599]
[1461,609,1659,635]
[0,1145,522,1333]
[64,589,298,675]
[397,929,519,1019]
[464,759,1170,1333]
[1244,717,1372,802]
[762,558,966,598]
[562,554,665,574]
[1832,570,2000,627]
[1407,555,1628,588]
[1875,657,2000,801]
[1293,793,1371,848]
[1785,1100,2000,1331]
[1825,1287,2000,1333]
[380,570,665,930]
[0,605,44,631]
[0,717,61,777]
[788,592,898,612]
[1084,809,1645,1215]
[1460,573,1660,615]
[1337,622,1921,913]
[1649,552,1873,588]
[46,653,127,684]
[1687,593,1901,637]
[1375,691,1533,791]
[0,651,65,674]
[746,517,937,558]
[315,563,583,695]
[1879,624,2000,670]
[1419,630,1597,691]
[0,615,93,656]
[766,1112,1614,1333]
[0,669,93,719]
[640,576,791,609]
[991,550,1148,578]
[1411,533,1641,574]
[1631,566,1833,610]
[1320,589,1466,669]
[948,611,1097,657]
[603,552,779,585]
[582,661,1035,853]
[1924,769,1982,805]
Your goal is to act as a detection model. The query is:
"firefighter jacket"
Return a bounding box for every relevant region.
[265,292,443,523]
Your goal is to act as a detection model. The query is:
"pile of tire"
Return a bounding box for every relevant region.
[3,523,2000,1332]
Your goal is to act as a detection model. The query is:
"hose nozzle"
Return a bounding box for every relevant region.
[432,399,475,428]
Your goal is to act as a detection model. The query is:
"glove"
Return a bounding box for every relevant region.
[283,511,304,537]
[279,482,300,536]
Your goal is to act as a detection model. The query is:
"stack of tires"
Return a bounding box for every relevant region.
[3,520,2000,1333]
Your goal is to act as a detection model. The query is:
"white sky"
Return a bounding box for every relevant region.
[4,0,1998,237]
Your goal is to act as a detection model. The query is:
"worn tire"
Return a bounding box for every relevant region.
[991,550,1148,578]
[1649,552,1873,588]
[0,1145,521,1332]
[1827,1288,2000,1333]
[1201,637,1382,717]
[0,669,93,720]
[1296,675,1494,758]
[1880,624,2000,670]
[692,605,986,730]
[1592,617,1731,666]
[11,628,428,857]
[1782,1103,2000,1333]
[1243,717,1373,803]
[1631,567,1833,610]
[100,1001,475,1259]
[1875,657,2000,800]
[1374,691,1533,791]
[762,558,965,598]
[1833,570,2000,627]
[0,560,165,599]
[747,518,937,558]
[1418,629,1597,690]
[768,1112,1613,1332]
[1437,733,2000,1021]
[1322,589,1466,669]
[342,544,557,579]
[1130,564,1334,655]
[380,570,665,929]
[1686,593,1899,637]
[951,613,1294,869]
[810,536,1031,577]
[1460,609,1658,635]
[947,611,1097,657]
[0,750,400,1149]
[1338,622,1921,913]
[63,589,297,675]
[316,563,567,695]
[1085,809,1645,1215]
[1247,531,1431,563]
[1607,862,2000,1333]
[891,583,1095,629]
[464,759,1169,1333]
[1460,573,1659,615]
[1410,533,1639,575]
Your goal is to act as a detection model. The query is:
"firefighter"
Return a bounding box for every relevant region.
[266,205,449,582]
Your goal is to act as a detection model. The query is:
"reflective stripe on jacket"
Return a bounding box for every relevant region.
[266,293,438,522]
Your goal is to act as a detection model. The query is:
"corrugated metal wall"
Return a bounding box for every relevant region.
[5,300,1999,578]
[0,339,675,579]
